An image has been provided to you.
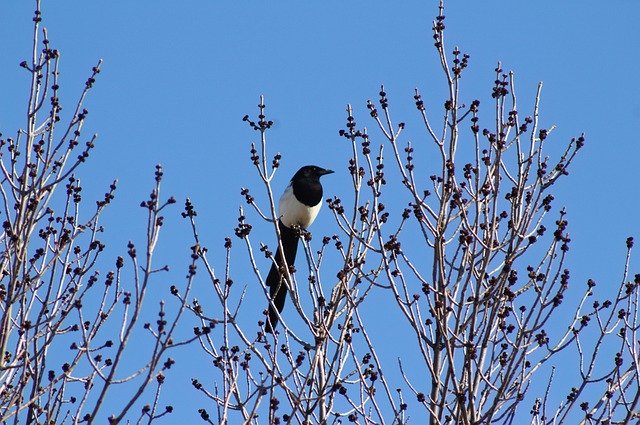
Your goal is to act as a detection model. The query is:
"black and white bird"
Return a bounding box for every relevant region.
[265,165,334,333]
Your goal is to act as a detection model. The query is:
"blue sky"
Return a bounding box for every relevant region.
[1,0,639,422]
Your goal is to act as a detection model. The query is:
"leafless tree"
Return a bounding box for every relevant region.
[185,3,640,425]
[3,1,639,424]
[0,2,196,423]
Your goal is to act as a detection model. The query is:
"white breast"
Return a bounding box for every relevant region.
[279,185,321,229]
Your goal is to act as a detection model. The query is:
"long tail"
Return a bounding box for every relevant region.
[265,220,299,333]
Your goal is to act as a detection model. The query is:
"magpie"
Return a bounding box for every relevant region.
[265,165,334,333]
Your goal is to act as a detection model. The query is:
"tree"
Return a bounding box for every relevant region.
[185,4,640,425]
[0,2,196,423]
[2,1,639,424]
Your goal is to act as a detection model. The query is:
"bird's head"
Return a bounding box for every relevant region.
[291,165,334,182]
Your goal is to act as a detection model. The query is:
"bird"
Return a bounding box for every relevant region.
[265,165,334,333]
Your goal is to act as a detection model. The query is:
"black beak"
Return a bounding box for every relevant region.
[319,168,334,176]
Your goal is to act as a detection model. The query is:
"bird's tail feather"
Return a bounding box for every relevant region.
[265,221,299,333]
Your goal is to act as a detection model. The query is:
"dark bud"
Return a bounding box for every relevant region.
[539,129,548,141]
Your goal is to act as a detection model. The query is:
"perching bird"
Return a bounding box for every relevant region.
[265,165,334,333]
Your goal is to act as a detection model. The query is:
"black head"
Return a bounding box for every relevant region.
[291,165,334,182]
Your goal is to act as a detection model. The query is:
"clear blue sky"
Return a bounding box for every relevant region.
[1,0,639,422]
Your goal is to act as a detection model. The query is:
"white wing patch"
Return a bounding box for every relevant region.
[279,185,321,229]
